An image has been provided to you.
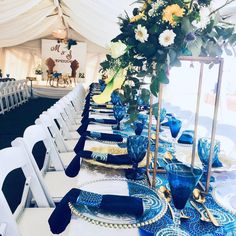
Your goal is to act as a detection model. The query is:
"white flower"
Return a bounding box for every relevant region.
[152,1,163,10]
[148,2,163,17]
[159,29,176,47]
[192,7,211,29]
[148,8,155,17]
[135,25,149,43]
[124,80,135,87]
[108,40,127,59]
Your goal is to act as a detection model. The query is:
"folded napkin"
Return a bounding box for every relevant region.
[74,135,87,153]
[213,157,223,168]
[77,118,117,134]
[81,109,114,120]
[73,132,124,153]
[65,150,132,177]
[48,188,144,234]
[85,131,124,142]
[178,130,194,144]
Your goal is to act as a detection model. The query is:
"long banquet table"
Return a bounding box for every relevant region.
[52,83,236,236]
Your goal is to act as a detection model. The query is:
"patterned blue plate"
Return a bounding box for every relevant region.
[70,178,167,228]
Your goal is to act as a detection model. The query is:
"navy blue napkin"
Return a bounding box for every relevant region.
[86,131,123,142]
[48,188,80,234]
[178,130,194,144]
[73,132,124,153]
[212,157,223,167]
[48,188,144,234]
[65,150,131,177]
[74,135,87,153]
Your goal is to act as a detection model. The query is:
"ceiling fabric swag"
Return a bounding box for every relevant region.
[0,1,57,47]
[0,0,42,24]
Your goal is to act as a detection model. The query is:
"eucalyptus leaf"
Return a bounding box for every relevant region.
[224,44,233,56]
[188,37,203,57]
[150,76,159,97]
[181,17,193,34]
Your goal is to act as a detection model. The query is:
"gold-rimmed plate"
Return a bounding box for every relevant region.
[83,146,146,169]
[69,178,167,228]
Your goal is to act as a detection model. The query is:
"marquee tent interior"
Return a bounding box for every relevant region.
[0,1,236,236]
[1,0,236,84]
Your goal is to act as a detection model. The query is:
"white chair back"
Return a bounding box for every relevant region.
[0,146,51,236]
[21,124,64,172]
[36,113,68,152]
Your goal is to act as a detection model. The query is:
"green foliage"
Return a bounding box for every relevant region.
[98,0,236,120]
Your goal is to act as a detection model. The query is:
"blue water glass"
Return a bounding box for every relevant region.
[126,135,148,180]
[197,137,220,182]
[134,121,144,135]
[169,117,182,138]
[113,105,126,130]
[98,79,106,92]
[156,163,202,236]
[111,91,122,105]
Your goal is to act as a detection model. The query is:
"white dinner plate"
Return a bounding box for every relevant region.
[212,181,236,215]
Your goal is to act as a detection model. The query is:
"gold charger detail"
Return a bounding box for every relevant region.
[83,146,146,169]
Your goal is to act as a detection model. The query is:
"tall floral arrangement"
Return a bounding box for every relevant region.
[93,0,236,117]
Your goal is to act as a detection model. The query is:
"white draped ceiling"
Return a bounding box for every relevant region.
[0,0,136,48]
[0,0,236,84]
[0,0,236,48]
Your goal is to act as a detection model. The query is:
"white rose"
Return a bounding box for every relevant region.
[108,40,127,59]
[192,7,211,29]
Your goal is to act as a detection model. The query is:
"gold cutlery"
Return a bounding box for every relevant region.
[190,200,210,222]
[193,189,220,227]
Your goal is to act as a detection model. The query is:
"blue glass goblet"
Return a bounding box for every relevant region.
[113,105,126,130]
[125,135,148,180]
[134,121,144,135]
[134,113,148,135]
[169,117,182,148]
[111,91,122,105]
[156,163,202,236]
[6,74,10,78]
[98,79,106,92]
[197,137,221,183]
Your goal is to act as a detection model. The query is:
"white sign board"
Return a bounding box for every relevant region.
[41,39,86,77]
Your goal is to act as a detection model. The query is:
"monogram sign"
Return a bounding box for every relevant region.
[42,39,87,76]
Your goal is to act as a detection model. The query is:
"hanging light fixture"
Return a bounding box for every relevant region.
[52,28,67,39]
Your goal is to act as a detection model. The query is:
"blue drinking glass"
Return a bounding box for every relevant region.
[197,137,221,183]
[113,105,126,130]
[134,121,144,135]
[111,91,122,105]
[156,163,202,236]
[134,114,148,135]
[125,135,148,180]
[6,74,10,78]
[169,117,182,148]
[98,79,106,92]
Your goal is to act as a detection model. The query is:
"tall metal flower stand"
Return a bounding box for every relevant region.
[146,56,224,194]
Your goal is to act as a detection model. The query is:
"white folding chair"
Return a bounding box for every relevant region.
[0,145,64,236]
[10,81,19,107]
[11,124,78,202]
[49,104,80,139]
[0,82,9,114]
[15,80,24,106]
[35,115,77,168]
[44,109,78,151]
